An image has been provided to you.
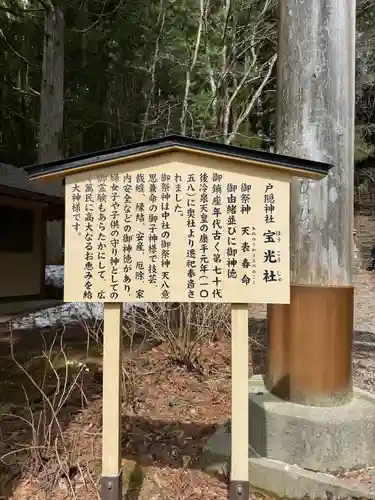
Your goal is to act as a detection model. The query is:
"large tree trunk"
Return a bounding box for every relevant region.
[39,2,65,266]
[267,1,356,406]
[39,3,65,163]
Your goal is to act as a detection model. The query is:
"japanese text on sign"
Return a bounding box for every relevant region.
[64,163,290,304]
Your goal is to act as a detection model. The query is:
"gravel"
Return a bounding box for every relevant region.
[354,270,375,392]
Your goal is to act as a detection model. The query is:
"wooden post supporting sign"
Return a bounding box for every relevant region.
[230,303,249,499]
[101,303,123,500]
[26,135,331,500]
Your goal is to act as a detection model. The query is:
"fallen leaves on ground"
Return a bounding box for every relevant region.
[4,332,270,500]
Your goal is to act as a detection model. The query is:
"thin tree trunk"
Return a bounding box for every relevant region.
[180,0,204,135]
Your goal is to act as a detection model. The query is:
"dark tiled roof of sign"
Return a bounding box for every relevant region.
[0,162,63,198]
[25,134,333,179]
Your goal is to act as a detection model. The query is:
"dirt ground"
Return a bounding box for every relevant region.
[0,309,267,500]
[3,341,230,499]
[0,270,374,499]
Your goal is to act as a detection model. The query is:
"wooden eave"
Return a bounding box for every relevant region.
[0,184,64,205]
[25,135,333,182]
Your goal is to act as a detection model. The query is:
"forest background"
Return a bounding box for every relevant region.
[1,0,374,173]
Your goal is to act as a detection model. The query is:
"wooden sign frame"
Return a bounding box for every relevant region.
[26,135,331,500]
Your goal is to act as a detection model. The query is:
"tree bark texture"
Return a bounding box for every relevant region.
[39,3,65,266]
[266,1,356,406]
[276,0,356,286]
[38,3,65,163]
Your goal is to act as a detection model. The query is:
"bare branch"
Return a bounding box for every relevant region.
[222,46,258,137]
[0,28,38,67]
[227,52,277,144]
[70,0,126,33]
[181,0,205,135]
[12,86,40,97]
[141,0,166,140]
[0,4,44,16]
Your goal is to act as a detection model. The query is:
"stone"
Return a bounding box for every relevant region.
[201,375,375,499]
[247,375,375,473]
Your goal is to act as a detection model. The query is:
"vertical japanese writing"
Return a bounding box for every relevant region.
[263,183,281,284]
[83,180,94,299]
[123,173,132,295]
[72,183,81,233]
[264,182,275,224]
[211,172,223,299]
[148,173,158,286]
[160,173,171,299]
[251,225,257,284]
[135,173,145,300]
[186,173,197,299]
[226,182,238,279]
[68,167,289,304]
[109,174,120,299]
[240,225,251,285]
[240,181,252,215]
[199,172,209,299]
[96,175,108,300]
[239,181,252,286]
[174,173,183,216]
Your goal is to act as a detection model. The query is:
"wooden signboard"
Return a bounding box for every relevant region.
[26,135,331,500]
[64,160,290,305]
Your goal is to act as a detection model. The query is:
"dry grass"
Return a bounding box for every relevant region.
[0,302,268,500]
[1,269,375,499]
